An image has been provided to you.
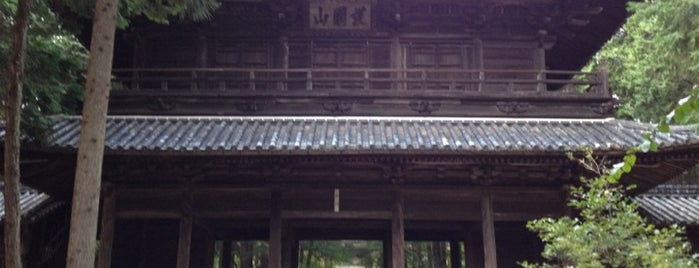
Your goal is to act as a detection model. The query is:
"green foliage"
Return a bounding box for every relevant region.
[62,0,220,28]
[589,0,699,122]
[405,241,454,268]
[658,86,699,132]
[522,150,699,268]
[299,240,382,268]
[1,0,88,141]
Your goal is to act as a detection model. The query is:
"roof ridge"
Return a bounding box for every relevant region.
[641,184,699,196]
[50,114,618,124]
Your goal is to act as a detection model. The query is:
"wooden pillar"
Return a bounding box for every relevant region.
[269,190,283,268]
[287,228,299,268]
[96,185,116,268]
[481,192,497,268]
[133,33,145,68]
[391,190,405,268]
[281,36,289,69]
[203,231,216,268]
[221,240,232,268]
[390,32,403,90]
[391,36,402,69]
[465,227,482,268]
[136,221,149,268]
[383,235,392,268]
[197,31,208,68]
[177,192,194,268]
[279,36,289,90]
[449,240,461,268]
[475,38,485,92]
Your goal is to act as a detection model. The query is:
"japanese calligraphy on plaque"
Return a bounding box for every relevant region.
[309,0,371,30]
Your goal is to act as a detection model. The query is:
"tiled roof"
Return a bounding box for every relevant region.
[0,187,52,221]
[635,185,699,225]
[40,116,699,154]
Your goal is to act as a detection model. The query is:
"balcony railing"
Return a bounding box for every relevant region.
[111,68,609,96]
[108,68,612,117]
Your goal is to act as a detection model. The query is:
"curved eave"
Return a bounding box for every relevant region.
[547,0,630,71]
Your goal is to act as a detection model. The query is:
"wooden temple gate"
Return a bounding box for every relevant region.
[78,151,586,268]
[13,0,699,267]
[21,116,699,268]
[95,184,566,268]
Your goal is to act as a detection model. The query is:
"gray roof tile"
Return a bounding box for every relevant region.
[40,116,699,155]
[635,185,699,225]
[0,187,52,221]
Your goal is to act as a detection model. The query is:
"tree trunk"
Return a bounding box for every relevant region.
[65,0,119,266]
[4,0,30,267]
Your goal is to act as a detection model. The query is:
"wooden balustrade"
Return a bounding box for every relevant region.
[111,68,608,96]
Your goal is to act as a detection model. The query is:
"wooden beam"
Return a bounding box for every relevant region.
[116,210,181,219]
[281,210,391,219]
[391,190,405,268]
[269,190,283,268]
[481,192,497,268]
[97,185,116,268]
[450,240,462,268]
[198,211,269,219]
[177,192,193,268]
[115,185,564,196]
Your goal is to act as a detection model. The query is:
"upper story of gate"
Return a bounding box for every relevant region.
[109,0,629,117]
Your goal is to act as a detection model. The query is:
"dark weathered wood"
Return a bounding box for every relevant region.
[283,225,296,268]
[198,33,208,68]
[4,0,29,267]
[391,190,405,268]
[221,240,232,268]
[97,186,116,268]
[116,211,181,219]
[481,192,497,268]
[66,0,119,266]
[282,210,391,219]
[203,230,216,268]
[290,237,299,268]
[465,227,483,268]
[450,240,462,268]
[137,221,149,268]
[177,193,193,268]
[269,190,282,268]
[383,235,392,268]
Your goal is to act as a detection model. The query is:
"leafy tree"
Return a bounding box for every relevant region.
[522,149,699,268]
[63,0,220,27]
[523,85,699,267]
[590,0,699,122]
[0,0,88,140]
